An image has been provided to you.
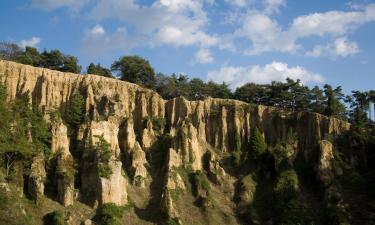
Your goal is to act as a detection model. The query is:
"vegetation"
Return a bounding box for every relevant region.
[94,203,124,225]
[0,42,81,73]
[111,55,155,88]
[248,127,267,161]
[0,85,51,177]
[43,210,67,225]
[87,63,113,78]
[64,93,84,131]
[95,135,113,178]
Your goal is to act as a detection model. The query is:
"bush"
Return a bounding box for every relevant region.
[274,169,299,204]
[99,163,112,179]
[95,203,124,225]
[43,210,67,225]
[151,117,166,135]
[249,127,267,161]
[94,135,113,178]
[65,93,84,131]
[190,171,210,197]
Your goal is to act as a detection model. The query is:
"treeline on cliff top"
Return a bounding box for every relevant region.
[1,41,374,123]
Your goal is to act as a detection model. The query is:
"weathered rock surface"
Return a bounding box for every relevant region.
[317,140,335,187]
[99,160,128,206]
[28,154,46,199]
[0,60,351,214]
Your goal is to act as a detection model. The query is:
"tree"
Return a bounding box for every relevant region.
[324,84,346,119]
[309,86,326,114]
[189,78,207,100]
[16,46,42,66]
[249,127,267,161]
[41,49,64,71]
[61,55,81,73]
[87,63,113,78]
[0,88,46,177]
[111,55,156,88]
[0,42,23,60]
[206,81,232,99]
[41,49,81,73]
[65,93,84,130]
[234,83,269,105]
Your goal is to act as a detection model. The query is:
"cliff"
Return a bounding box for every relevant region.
[0,60,352,224]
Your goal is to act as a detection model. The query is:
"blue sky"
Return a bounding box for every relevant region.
[0,0,374,93]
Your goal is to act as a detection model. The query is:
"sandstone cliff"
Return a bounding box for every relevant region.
[0,60,351,224]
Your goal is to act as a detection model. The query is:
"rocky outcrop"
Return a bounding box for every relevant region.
[28,154,46,200]
[99,160,128,206]
[317,140,335,187]
[0,60,351,212]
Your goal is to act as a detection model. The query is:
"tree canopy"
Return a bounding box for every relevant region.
[111,55,156,88]
[87,63,113,78]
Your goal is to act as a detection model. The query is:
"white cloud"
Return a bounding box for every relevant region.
[306,37,360,57]
[90,25,105,36]
[224,0,254,7]
[263,0,286,14]
[87,0,223,62]
[195,48,214,64]
[237,3,375,55]
[30,0,88,11]
[19,37,41,48]
[237,11,299,55]
[207,62,324,89]
[82,25,136,58]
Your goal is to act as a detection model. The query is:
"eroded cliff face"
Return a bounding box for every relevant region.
[0,60,351,224]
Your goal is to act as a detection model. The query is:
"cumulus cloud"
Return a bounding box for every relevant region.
[87,0,220,61]
[19,37,41,48]
[238,3,375,55]
[82,25,137,58]
[207,62,324,89]
[30,0,88,11]
[306,37,360,58]
[195,48,214,64]
[224,0,254,7]
[263,0,286,14]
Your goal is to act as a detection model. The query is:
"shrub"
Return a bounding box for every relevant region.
[65,93,84,131]
[274,169,299,203]
[95,203,124,225]
[99,163,112,179]
[94,135,113,178]
[249,127,267,161]
[151,117,166,135]
[190,171,210,197]
[43,210,67,225]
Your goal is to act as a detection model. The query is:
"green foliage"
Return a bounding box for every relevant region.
[99,163,112,179]
[1,42,82,73]
[274,169,299,203]
[0,87,51,177]
[95,203,124,225]
[87,63,113,78]
[324,84,346,119]
[111,55,156,88]
[43,210,67,225]
[95,135,113,178]
[149,133,172,168]
[0,42,23,60]
[65,93,84,130]
[190,170,210,197]
[151,117,166,135]
[249,127,267,161]
[165,217,181,225]
[54,151,75,183]
[272,169,312,224]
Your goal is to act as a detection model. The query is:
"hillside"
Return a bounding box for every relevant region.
[0,60,374,225]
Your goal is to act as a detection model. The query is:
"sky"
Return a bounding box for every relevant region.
[0,0,374,94]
